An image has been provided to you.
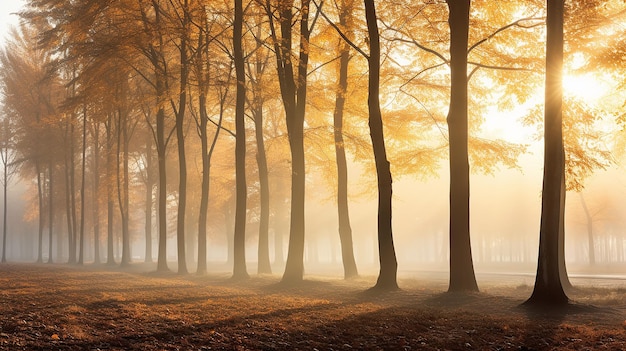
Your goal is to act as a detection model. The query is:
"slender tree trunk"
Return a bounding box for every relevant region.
[334,7,358,279]
[156,103,169,272]
[93,125,101,264]
[446,0,478,293]
[1,153,7,263]
[36,162,44,263]
[174,3,190,275]
[365,0,398,290]
[144,134,153,263]
[253,20,271,276]
[118,109,131,267]
[78,107,87,265]
[197,93,210,275]
[254,106,271,274]
[47,162,54,264]
[69,121,78,264]
[106,117,116,266]
[526,0,569,306]
[232,0,249,280]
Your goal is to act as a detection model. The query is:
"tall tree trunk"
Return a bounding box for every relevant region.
[47,162,54,264]
[254,106,271,275]
[276,0,311,284]
[232,0,249,280]
[253,19,272,276]
[365,0,398,290]
[106,117,116,266]
[144,134,153,263]
[117,109,131,267]
[334,4,358,279]
[526,0,569,306]
[197,94,209,275]
[69,121,78,264]
[78,107,87,265]
[446,0,478,293]
[36,162,45,263]
[93,125,101,264]
[174,1,190,275]
[156,102,169,272]
[1,152,8,263]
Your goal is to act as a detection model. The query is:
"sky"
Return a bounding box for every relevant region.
[0,0,25,46]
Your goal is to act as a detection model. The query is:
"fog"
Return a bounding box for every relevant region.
[3,149,625,282]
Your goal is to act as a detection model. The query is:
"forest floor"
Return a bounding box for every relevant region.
[1,263,626,350]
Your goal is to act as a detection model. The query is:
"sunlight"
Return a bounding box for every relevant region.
[563,73,610,105]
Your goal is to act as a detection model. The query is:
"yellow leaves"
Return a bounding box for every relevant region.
[50,334,60,340]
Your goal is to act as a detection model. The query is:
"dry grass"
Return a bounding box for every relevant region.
[0,263,625,350]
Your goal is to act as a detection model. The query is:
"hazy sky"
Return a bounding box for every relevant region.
[0,1,25,45]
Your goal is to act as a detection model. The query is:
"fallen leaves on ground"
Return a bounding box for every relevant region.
[0,263,625,350]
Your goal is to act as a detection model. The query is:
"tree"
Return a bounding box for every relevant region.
[0,116,19,263]
[364,0,398,290]
[332,0,359,280]
[232,0,249,280]
[525,0,569,306]
[265,0,313,283]
[445,0,479,293]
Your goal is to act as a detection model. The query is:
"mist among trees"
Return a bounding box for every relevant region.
[1,0,626,307]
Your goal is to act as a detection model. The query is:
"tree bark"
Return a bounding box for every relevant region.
[232,0,249,280]
[525,0,569,306]
[78,107,87,265]
[174,0,190,275]
[446,0,479,293]
[334,4,358,279]
[365,0,398,290]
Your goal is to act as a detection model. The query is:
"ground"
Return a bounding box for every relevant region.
[1,264,625,350]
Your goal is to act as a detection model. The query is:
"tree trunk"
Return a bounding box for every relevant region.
[365,0,398,290]
[279,0,310,284]
[78,107,87,265]
[334,5,358,279]
[144,134,153,263]
[174,1,190,275]
[253,19,271,276]
[232,0,249,280]
[525,0,569,306]
[446,0,479,293]
[1,152,8,263]
[118,109,131,267]
[93,124,101,264]
[156,96,169,272]
[106,116,116,266]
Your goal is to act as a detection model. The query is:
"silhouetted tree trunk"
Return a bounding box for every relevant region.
[144,134,153,263]
[1,147,9,263]
[47,162,54,264]
[365,0,398,290]
[78,108,87,265]
[446,0,478,293]
[173,0,190,275]
[92,124,101,264]
[251,18,272,276]
[334,2,358,280]
[117,108,131,267]
[526,0,569,306]
[265,0,311,283]
[106,115,116,266]
[232,0,249,280]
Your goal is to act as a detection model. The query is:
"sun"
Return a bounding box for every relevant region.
[562,73,609,105]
